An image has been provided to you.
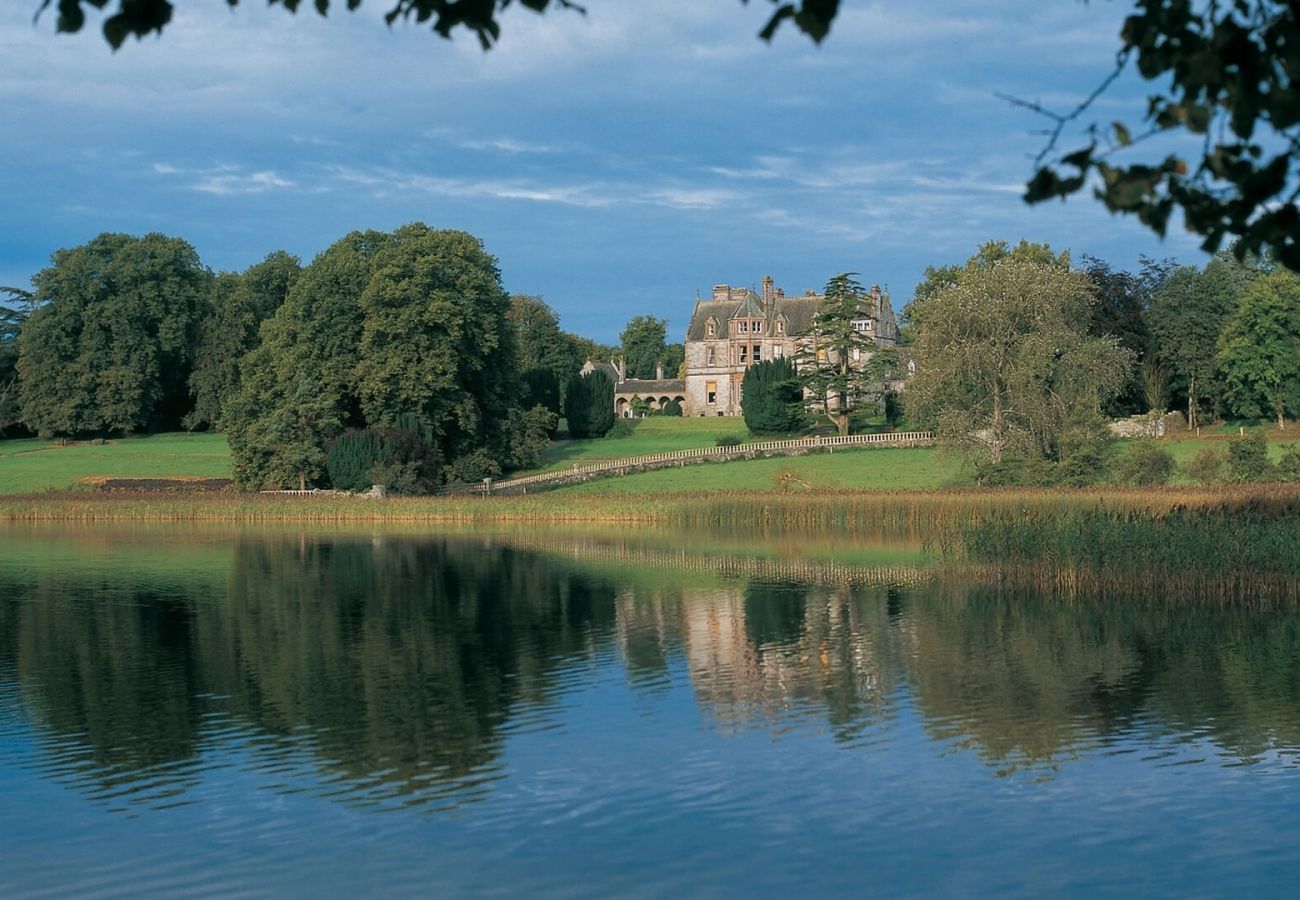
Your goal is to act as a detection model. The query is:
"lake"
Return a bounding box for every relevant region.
[2,523,1299,896]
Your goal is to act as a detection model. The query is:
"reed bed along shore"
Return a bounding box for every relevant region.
[4,483,1297,530]
[5,484,1298,603]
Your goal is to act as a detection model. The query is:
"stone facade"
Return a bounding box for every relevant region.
[681,275,898,417]
[581,359,687,418]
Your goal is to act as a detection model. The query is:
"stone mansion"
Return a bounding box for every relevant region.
[592,275,899,418]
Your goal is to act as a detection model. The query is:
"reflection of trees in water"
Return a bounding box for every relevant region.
[901,587,1300,769]
[0,535,620,809]
[3,533,1300,807]
[203,536,620,797]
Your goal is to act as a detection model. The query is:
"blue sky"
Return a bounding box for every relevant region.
[2,1,1209,342]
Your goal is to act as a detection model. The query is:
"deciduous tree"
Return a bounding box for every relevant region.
[619,315,669,380]
[1148,252,1257,428]
[17,233,210,437]
[189,251,301,429]
[1215,269,1300,428]
[907,246,1133,464]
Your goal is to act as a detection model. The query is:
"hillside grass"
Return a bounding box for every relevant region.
[551,444,966,493]
[1,420,1297,497]
[0,433,232,494]
[537,417,752,471]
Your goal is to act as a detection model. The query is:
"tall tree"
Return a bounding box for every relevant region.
[792,273,885,437]
[619,315,669,380]
[1215,269,1300,429]
[508,294,583,413]
[226,224,539,490]
[225,230,393,489]
[0,287,40,437]
[188,251,301,429]
[1080,256,1155,416]
[1148,252,1256,428]
[563,369,614,439]
[17,233,210,437]
[355,225,518,475]
[907,248,1133,463]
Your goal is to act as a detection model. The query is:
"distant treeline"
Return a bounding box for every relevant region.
[0,226,626,489]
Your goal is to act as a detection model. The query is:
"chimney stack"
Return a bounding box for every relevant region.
[617,357,626,381]
[762,275,775,304]
[712,284,729,301]
[656,362,664,380]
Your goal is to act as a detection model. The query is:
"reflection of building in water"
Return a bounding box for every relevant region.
[615,583,903,735]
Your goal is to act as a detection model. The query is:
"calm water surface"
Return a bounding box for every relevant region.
[2,524,1299,897]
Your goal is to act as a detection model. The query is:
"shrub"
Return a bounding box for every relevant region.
[975,455,1057,487]
[607,418,636,439]
[1183,447,1229,484]
[327,430,396,492]
[1278,444,1300,483]
[883,391,904,429]
[715,435,742,447]
[1058,444,1113,487]
[661,398,684,417]
[1228,432,1275,482]
[327,414,440,493]
[1111,441,1175,486]
[444,449,502,484]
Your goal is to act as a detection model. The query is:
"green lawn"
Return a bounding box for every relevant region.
[553,445,965,494]
[536,417,753,472]
[0,433,232,494]
[2,423,1294,497]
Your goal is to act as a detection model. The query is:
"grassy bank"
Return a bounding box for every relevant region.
[4,484,1298,602]
[3,423,1298,497]
[4,482,1297,528]
[0,432,231,493]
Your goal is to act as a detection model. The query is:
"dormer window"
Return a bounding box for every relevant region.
[776,319,785,335]
[706,318,717,338]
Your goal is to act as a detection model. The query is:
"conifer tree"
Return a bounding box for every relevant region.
[564,370,614,439]
[742,358,807,436]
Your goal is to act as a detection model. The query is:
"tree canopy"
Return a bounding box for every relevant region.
[906,243,1133,464]
[619,315,670,380]
[41,0,839,50]
[1215,268,1300,428]
[17,232,210,437]
[224,223,547,490]
[1023,1,1300,269]
[792,273,884,437]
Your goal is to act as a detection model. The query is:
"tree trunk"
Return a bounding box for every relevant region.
[298,472,306,491]
[1187,374,1197,431]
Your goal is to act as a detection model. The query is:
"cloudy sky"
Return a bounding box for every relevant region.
[2,1,1208,342]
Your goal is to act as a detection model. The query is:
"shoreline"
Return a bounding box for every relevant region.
[3,483,1298,525]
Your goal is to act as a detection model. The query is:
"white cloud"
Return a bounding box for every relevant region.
[151,162,296,195]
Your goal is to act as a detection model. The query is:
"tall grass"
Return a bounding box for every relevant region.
[5,484,1299,602]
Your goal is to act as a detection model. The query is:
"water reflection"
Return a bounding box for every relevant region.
[2,527,1299,816]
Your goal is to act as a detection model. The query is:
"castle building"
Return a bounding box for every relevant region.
[682,275,898,416]
[584,274,899,418]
